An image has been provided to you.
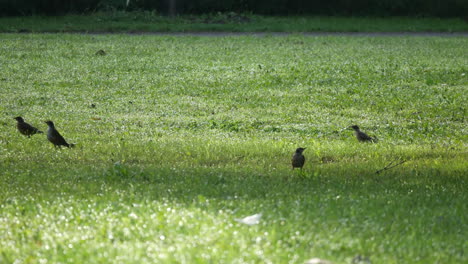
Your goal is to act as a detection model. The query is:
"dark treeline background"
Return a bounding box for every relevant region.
[1,0,467,17]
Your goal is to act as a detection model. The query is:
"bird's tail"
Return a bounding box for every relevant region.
[37,130,44,134]
[68,143,75,148]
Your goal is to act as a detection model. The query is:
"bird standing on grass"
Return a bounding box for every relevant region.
[45,121,74,148]
[292,147,306,170]
[351,125,377,142]
[14,116,43,137]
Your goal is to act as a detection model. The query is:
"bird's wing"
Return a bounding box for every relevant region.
[51,130,69,145]
[298,155,305,164]
[360,131,374,141]
[21,122,41,133]
[292,155,305,167]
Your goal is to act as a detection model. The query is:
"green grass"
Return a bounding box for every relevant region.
[0,12,467,33]
[0,34,467,263]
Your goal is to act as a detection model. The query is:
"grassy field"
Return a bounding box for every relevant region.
[0,13,467,33]
[0,34,467,263]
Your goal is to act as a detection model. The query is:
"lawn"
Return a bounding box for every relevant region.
[0,13,467,33]
[0,34,467,263]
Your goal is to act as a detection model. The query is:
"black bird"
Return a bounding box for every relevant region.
[351,125,377,142]
[292,147,306,170]
[14,116,43,137]
[45,121,74,148]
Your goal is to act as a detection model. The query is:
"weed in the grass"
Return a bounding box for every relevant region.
[0,34,467,263]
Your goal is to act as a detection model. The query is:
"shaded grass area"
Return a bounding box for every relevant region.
[0,34,467,263]
[0,12,467,33]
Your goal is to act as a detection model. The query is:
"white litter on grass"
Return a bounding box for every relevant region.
[304,258,333,264]
[129,212,138,219]
[235,213,262,225]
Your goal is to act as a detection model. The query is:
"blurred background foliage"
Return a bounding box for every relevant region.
[0,0,467,17]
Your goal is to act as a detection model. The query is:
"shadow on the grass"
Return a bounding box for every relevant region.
[97,162,466,203]
[2,161,466,211]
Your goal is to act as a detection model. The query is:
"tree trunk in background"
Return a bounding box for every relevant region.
[168,0,176,17]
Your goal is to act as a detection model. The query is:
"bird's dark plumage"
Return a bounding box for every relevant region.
[351,125,377,142]
[292,147,306,169]
[45,121,74,148]
[14,117,43,137]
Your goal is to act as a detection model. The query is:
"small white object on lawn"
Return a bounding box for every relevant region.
[304,258,333,264]
[235,213,262,225]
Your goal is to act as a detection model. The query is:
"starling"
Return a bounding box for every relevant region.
[292,147,306,170]
[351,125,377,142]
[14,116,43,137]
[45,121,74,148]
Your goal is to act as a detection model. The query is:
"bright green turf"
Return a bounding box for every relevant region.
[0,34,467,263]
[0,13,467,33]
